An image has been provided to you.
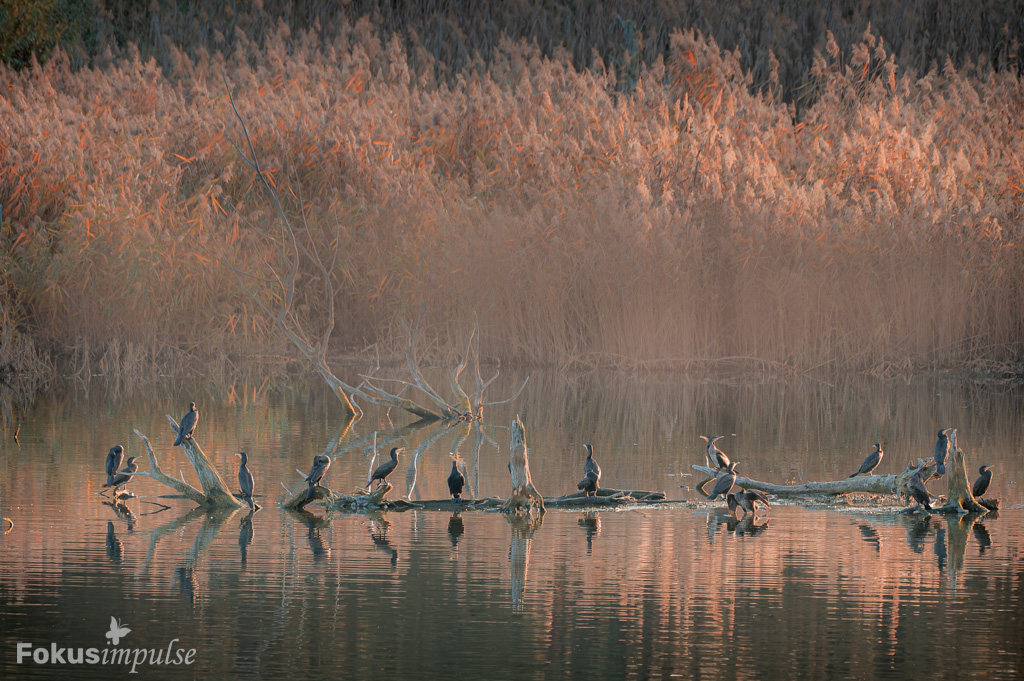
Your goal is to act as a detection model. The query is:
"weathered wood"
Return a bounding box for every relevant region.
[131,422,244,509]
[504,416,545,515]
[935,430,988,514]
[282,482,393,511]
[692,458,938,500]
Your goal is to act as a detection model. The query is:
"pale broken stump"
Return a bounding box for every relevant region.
[936,430,989,514]
[503,416,545,515]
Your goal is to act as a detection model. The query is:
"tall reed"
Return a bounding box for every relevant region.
[0,19,1021,376]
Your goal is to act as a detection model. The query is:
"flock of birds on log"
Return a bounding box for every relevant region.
[99,403,996,515]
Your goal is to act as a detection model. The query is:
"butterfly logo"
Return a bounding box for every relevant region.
[105,616,131,645]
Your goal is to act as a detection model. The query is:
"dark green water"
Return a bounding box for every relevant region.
[1,372,1021,679]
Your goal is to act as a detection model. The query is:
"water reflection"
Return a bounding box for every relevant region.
[238,511,254,568]
[973,522,992,555]
[105,521,124,564]
[507,513,543,614]
[447,511,465,555]
[369,513,398,567]
[858,524,881,552]
[578,512,600,554]
[727,514,770,536]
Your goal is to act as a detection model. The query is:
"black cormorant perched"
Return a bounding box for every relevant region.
[907,472,932,510]
[104,457,139,491]
[700,435,730,470]
[577,443,601,496]
[707,462,738,501]
[174,402,199,446]
[236,452,255,509]
[305,454,331,500]
[447,454,466,502]
[933,428,952,476]
[727,489,771,516]
[848,443,883,477]
[368,447,402,489]
[972,465,994,498]
[105,445,125,486]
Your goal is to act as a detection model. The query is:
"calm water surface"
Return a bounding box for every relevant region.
[1,372,1022,680]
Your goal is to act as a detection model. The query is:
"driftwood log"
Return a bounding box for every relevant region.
[691,458,938,500]
[130,417,245,510]
[935,429,988,514]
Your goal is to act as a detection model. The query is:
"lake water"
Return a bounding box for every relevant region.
[1,371,1021,679]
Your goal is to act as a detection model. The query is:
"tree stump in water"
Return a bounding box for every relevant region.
[936,430,988,514]
[503,416,545,515]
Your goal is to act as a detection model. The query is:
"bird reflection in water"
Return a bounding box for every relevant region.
[303,513,331,561]
[175,566,197,604]
[239,510,255,569]
[973,522,992,555]
[905,516,932,554]
[447,511,464,557]
[105,521,124,564]
[102,499,136,523]
[858,524,881,553]
[726,514,770,536]
[369,514,398,567]
[934,527,947,571]
[578,512,600,554]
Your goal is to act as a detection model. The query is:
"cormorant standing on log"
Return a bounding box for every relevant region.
[236,452,255,509]
[708,462,738,501]
[104,457,139,492]
[700,435,730,470]
[933,428,952,476]
[368,448,402,489]
[972,465,994,498]
[105,445,124,486]
[447,453,466,502]
[727,489,771,516]
[848,443,883,478]
[305,454,331,500]
[577,443,601,496]
[174,402,199,446]
[907,472,932,510]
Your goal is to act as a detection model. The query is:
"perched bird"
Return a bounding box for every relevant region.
[368,447,402,489]
[447,453,466,502]
[104,445,125,487]
[174,402,199,446]
[104,457,139,491]
[907,473,932,510]
[236,452,255,509]
[933,428,952,476]
[727,489,771,516]
[577,443,602,496]
[707,462,739,501]
[700,435,730,471]
[849,443,883,478]
[972,465,994,498]
[305,454,332,500]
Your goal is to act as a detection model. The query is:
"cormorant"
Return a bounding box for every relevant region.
[972,465,994,498]
[933,428,951,476]
[577,443,601,496]
[907,472,932,510]
[447,453,466,502]
[707,462,738,501]
[174,402,199,446]
[700,435,730,470]
[305,454,331,500]
[104,457,139,491]
[848,443,883,477]
[236,452,255,509]
[727,489,771,516]
[105,445,125,486]
[368,447,402,489]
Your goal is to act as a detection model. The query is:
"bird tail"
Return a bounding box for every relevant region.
[106,475,115,486]
[306,484,314,501]
[937,464,946,475]
[848,472,858,478]
[173,432,183,447]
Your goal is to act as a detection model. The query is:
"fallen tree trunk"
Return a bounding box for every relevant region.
[131,418,245,509]
[692,458,938,500]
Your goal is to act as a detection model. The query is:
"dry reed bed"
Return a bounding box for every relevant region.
[0,22,1022,374]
